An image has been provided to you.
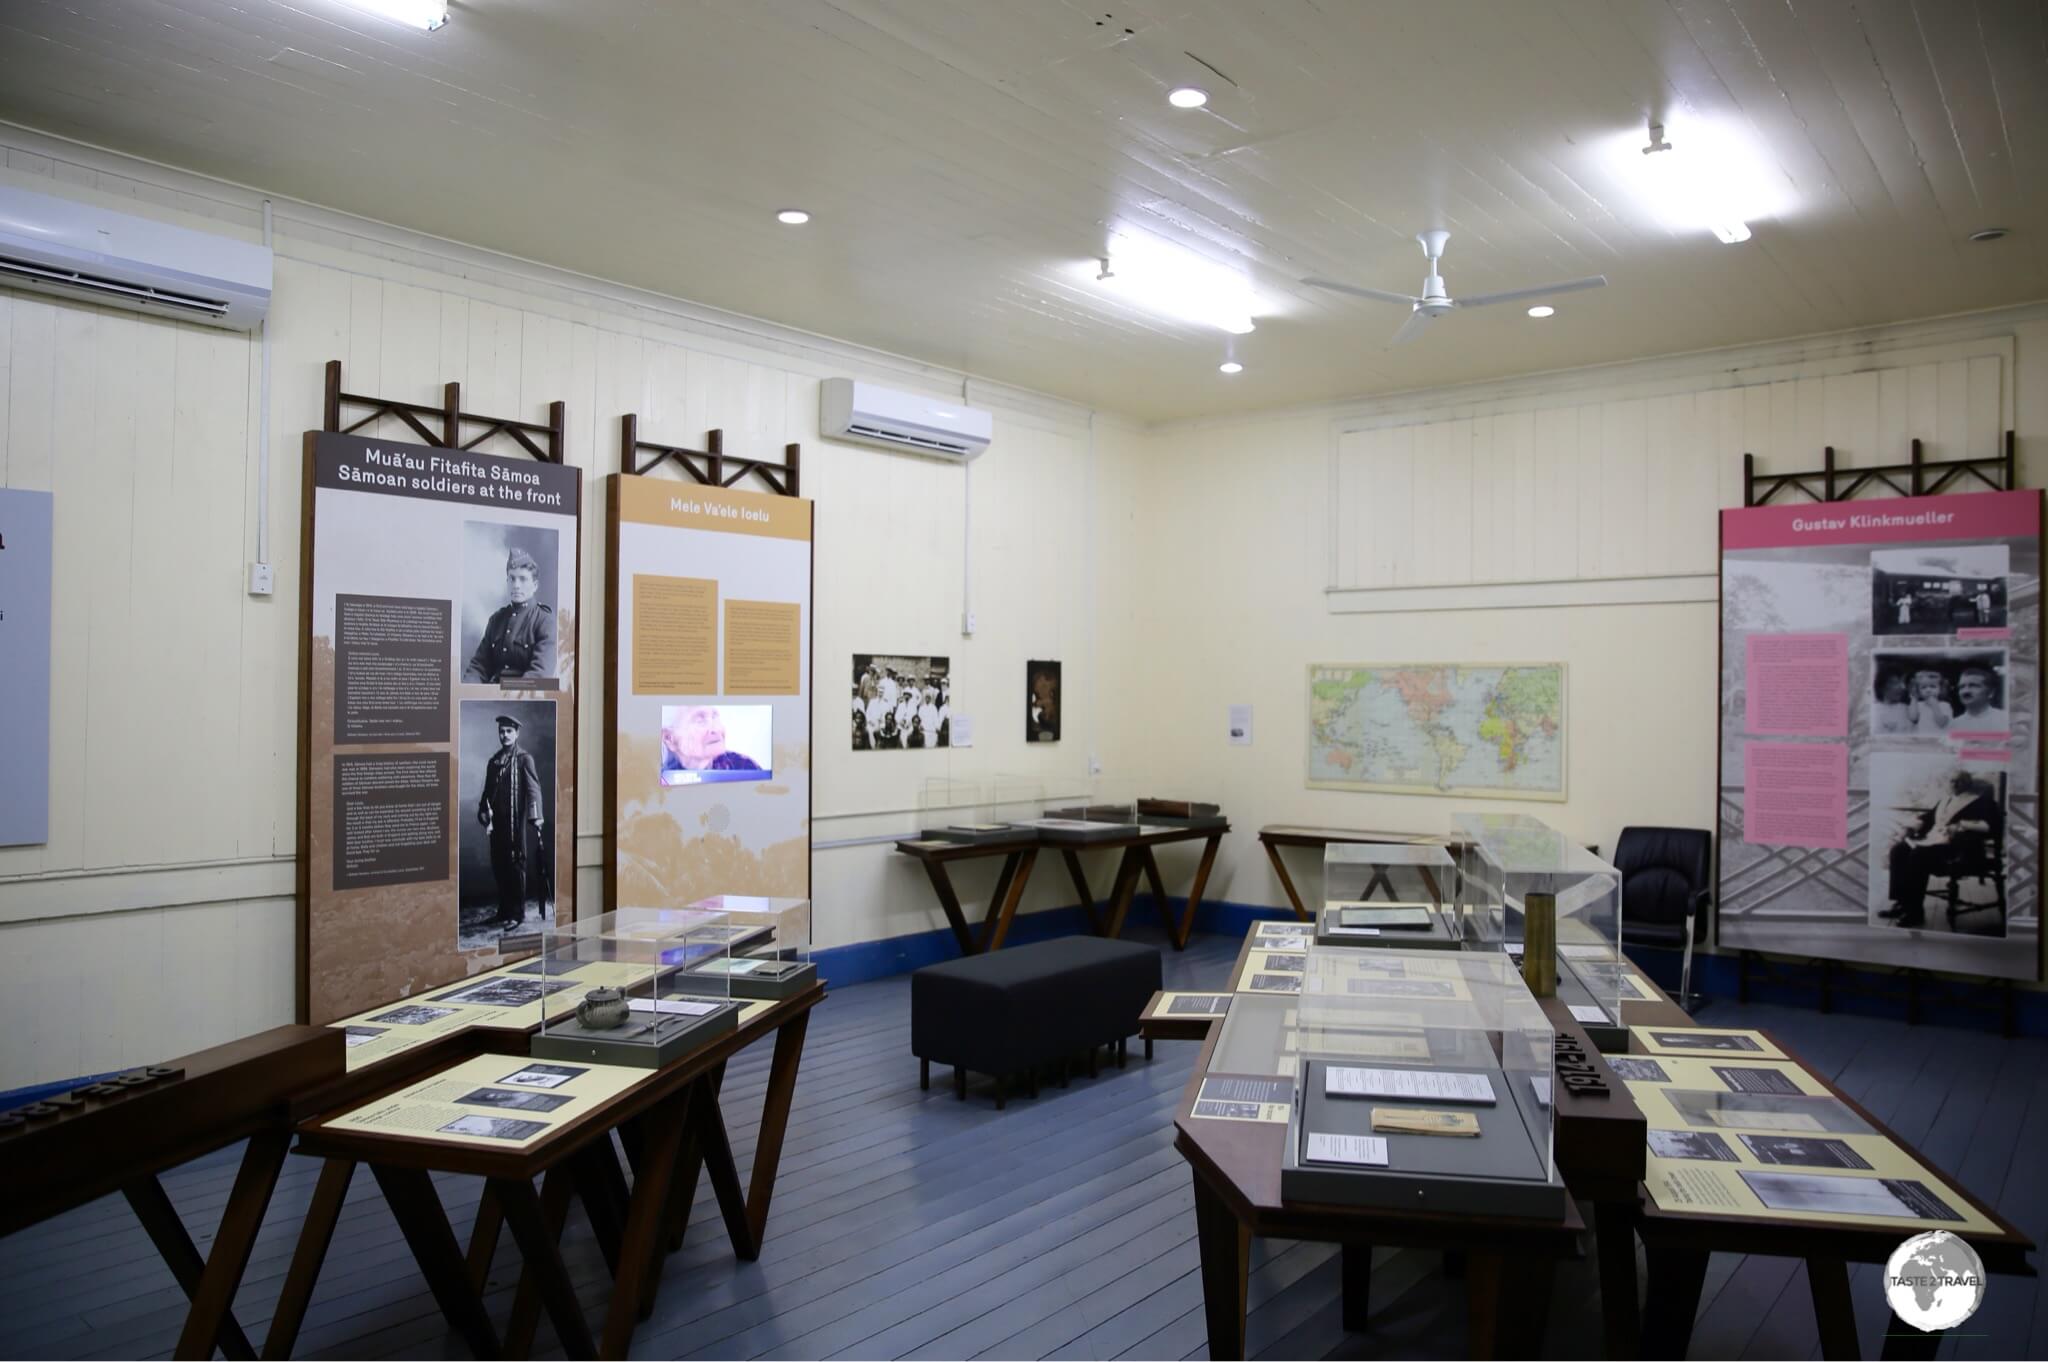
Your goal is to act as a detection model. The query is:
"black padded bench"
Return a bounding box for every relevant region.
[911,936,1163,1108]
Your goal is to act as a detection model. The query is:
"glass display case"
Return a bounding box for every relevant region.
[1034,777,1142,842]
[1275,948,1562,1217]
[670,895,817,1000]
[916,778,1031,845]
[527,907,741,1067]
[1131,786,1227,832]
[1317,843,1464,950]
[1452,813,1627,1049]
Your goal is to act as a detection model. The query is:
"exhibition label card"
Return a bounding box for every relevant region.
[1632,1027,1788,1060]
[1325,1067,1496,1105]
[1305,1133,1388,1166]
[1370,1107,1481,1137]
[1240,972,1303,995]
[1247,949,1307,975]
[1192,1075,1292,1123]
[1569,1004,1610,1025]
[1743,632,1850,737]
[629,997,720,1016]
[1559,943,1618,960]
[1286,1029,1432,1061]
[323,1053,648,1151]
[1156,992,1231,1017]
[1643,1056,1832,1098]
[1642,1156,1995,1232]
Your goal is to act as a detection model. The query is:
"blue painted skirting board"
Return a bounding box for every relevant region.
[9,896,2040,1104]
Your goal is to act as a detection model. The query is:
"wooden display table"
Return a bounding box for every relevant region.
[1255,825,1442,921]
[895,820,1231,953]
[264,985,821,1360]
[0,1025,345,1361]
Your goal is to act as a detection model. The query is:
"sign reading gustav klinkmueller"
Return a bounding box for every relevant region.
[0,489,53,846]
[301,431,581,1025]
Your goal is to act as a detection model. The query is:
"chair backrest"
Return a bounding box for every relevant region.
[1613,826,1711,929]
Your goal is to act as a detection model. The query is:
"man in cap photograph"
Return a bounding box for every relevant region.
[478,713,545,931]
[464,547,555,682]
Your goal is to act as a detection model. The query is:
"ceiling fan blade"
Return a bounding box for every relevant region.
[1453,275,1607,310]
[1387,307,1440,347]
[1301,276,1422,307]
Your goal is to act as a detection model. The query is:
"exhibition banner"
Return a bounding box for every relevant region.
[606,474,812,909]
[1718,488,2042,981]
[0,488,52,846]
[300,431,582,1024]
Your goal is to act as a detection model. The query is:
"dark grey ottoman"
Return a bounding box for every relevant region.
[911,936,1163,1107]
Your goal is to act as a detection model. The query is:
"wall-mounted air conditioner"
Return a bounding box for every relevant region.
[819,377,992,461]
[0,184,271,331]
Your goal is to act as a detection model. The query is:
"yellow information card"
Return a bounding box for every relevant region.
[632,574,717,694]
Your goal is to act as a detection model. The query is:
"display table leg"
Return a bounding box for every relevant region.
[1878,1315,1945,1361]
[1102,849,1147,939]
[1592,1200,1642,1358]
[1190,1170,1249,1361]
[742,1007,811,1255]
[370,1163,501,1358]
[465,1179,504,1290]
[1171,835,1223,949]
[1808,1256,1862,1360]
[122,1173,256,1361]
[1062,849,1104,934]
[982,847,1037,952]
[1260,837,1311,923]
[695,1079,754,1263]
[260,1156,355,1360]
[598,1092,691,1358]
[172,1128,289,1362]
[497,1174,596,1360]
[573,1143,627,1277]
[1140,848,1173,936]
[1466,1251,1505,1359]
[918,858,978,954]
[502,1164,578,1360]
[1341,1242,1372,1331]
[1641,1239,1709,1359]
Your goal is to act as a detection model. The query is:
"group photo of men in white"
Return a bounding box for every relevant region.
[851,654,951,750]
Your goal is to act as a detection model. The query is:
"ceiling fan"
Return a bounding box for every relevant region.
[1302,230,1607,346]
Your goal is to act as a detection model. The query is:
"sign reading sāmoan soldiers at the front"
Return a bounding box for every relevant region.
[300,431,581,1025]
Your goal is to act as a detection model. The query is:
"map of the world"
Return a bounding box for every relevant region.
[1307,664,1566,800]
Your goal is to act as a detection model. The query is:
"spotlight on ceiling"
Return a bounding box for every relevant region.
[1526,305,1556,318]
[1629,117,1780,245]
[342,0,447,29]
[1167,86,1209,109]
[1088,231,1259,334]
[1219,361,1244,374]
[776,209,811,225]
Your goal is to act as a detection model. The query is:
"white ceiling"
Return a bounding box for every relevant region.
[1,0,2043,421]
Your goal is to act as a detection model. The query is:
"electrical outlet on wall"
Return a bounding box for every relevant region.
[1088,754,1103,776]
[961,609,977,636]
[248,562,274,596]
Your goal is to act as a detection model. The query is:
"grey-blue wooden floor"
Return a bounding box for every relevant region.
[1,926,2041,1360]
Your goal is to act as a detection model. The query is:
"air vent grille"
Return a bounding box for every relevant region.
[0,253,232,319]
[845,422,974,455]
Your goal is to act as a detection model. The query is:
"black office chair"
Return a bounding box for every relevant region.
[1613,826,1711,1010]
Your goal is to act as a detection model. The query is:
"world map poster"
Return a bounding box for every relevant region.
[1307,663,1566,800]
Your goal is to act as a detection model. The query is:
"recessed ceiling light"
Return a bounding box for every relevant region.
[1526,305,1556,318]
[1970,227,2009,243]
[1167,86,1209,109]
[1712,222,1752,244]
[1219,361,1243,374]
[776,209,811,226]
[342,0,447,28]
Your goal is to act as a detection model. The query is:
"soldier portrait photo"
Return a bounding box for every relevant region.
[456,698,558,951]
[460,520,560,684]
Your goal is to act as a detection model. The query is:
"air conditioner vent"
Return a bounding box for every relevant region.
[0,253,233,319]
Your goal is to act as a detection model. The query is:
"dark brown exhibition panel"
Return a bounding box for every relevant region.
[895,819,1231,954]
[0,1025,344,1361]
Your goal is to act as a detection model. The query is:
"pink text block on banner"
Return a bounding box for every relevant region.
[1743,742,1849,849]
[1744,633,1848,737]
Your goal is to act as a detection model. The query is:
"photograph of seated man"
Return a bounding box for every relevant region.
[1872,759,2007,935]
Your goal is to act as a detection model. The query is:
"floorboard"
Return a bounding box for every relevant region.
[1,926,2038,1360]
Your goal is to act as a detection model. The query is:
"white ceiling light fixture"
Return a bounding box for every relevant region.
[776,209,811,225]
[1526,305,1555,318]
[1167,86,1209,109]
[1218,361,1243,374]
[1629,117,1784,245]
[1088,230,1259,335]
[340,0,448,30]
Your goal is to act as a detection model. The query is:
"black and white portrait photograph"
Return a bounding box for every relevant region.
[1871,544,2008,636]
[1738,1171,1962,1222]
[1739,1134,1873,1169]
[1647,1031,1762,1053]
[1027,659,1061,742]
[1869,648,2011,738]
[430,975,575,1009]
[1867,751,2009,937]
[1665,1088,1869,1134]
[1607,1057,1671,1083]
[460,520,560,684]
[498,1062,587,1090]
[343,1026,386,1048]
[456,1086,572,1113]
[1646,1129,1738,1162]
[368,1004,458,1026]
[438,1114,549,1142]
[851,654,950,750]
[659,703,773,784]
[458,698,557,952]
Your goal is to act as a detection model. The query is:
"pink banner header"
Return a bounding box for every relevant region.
[1722,489,2039,551]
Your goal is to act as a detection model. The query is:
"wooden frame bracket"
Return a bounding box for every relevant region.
[321,359,566,463]
[1743,431,2016,507]
[620,413,800,497]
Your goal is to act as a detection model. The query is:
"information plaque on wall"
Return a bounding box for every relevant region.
[299,431,582,1024]
[605,474,813,910]
[1718,489,2043,982]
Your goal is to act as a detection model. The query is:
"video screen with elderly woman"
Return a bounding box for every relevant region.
[659,704,773,785]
